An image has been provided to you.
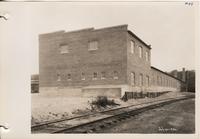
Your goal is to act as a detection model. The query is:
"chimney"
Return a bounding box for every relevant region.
[182,68,186,82]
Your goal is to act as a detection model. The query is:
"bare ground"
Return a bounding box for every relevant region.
[98,98,195,133]
[31,92,190,125]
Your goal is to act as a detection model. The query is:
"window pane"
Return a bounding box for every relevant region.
[93,72,97,80]
[131,72,135,85]
[60,44,69,54]
[139,46,142,58]
[157,76,159,85]
[160,77,162,86]
[146,75,149,86]
[67,74,71,80]
[81,72,85,80]
[57,74,61,81]
[130,41,135,54]
[146,51,148,61]
[114,71,118,79]
[88,41,98,51]
[101,72,106,79]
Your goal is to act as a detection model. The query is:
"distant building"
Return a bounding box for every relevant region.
[31,74,39,93]
[169,69,195,92]
[185,70,195,92]
[39,25,185,97]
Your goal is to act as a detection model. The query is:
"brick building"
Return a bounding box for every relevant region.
[31,74,39,93]
[39,25,185,98]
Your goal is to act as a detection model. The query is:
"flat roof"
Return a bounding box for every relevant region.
[39,25,151,50]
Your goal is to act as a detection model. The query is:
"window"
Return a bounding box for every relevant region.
[139,74,143,86]
[88,41,98,51]
[163,78,165,86]
[101,72,106,80]
[60,44,69,54]
[113,71,119,79]
[153,76,156,85]
[57,74,61,81]
[81,72,85,80]
[146,75,150,86]
[152,76,154,85]
[130,41,135,54]
[93,72,98,80]
[131,72,135,85]
[67,74,71,81]
[157,76,159,85]
[145,51,149,61]
[160,77,162,86]
[139,46,143,58]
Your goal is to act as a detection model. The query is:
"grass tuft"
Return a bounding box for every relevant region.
[91,96,119,108]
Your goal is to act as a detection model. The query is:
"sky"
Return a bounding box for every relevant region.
[0,2,196,74]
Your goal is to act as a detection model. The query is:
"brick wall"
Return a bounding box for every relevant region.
[39,25,184,96]
[126,33,151,88]
[39,25,128,88]
[151,67,182,91]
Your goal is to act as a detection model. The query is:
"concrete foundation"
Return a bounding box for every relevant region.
[39,84,180,98]
[40,85,123,98]
[82,88,121,97]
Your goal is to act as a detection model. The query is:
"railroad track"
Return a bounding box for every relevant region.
[31,94,194,133]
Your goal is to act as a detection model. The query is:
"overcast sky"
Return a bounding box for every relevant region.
[0,2,196,74]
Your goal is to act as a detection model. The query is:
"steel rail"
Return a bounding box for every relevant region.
[31,94,194,133]
[52,95,194,133]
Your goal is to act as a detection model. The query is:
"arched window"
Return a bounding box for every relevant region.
[146,75,150,86]
[131,72,135,85]
[93,72,98,80]
[57,74,61,81]
[101,71,106,80]
[81,72,85,80]
[67,74,71,81]
[145,50,149,61]
[139,46,143,58]
[130,41,135,54]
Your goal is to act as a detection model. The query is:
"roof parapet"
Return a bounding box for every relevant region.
[63,27,94,35]
[39,24,128,38]
[39,30,65,38]
[94,24,128,31]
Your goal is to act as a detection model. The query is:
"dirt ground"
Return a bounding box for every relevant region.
[98,98,195,133]
[31,92,190,125]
